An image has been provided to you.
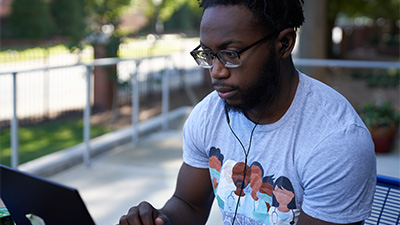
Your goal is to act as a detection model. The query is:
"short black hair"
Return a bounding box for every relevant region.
[209,147,224,162]
[198,0,304,35]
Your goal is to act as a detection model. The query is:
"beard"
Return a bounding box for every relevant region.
[225,47,280,114]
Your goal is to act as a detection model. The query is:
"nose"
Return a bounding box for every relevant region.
[210,58,230,80]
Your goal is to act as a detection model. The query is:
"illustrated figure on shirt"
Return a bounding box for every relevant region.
[231,162,255,217]
[232,162,251,196]
[252,169,275,223]
[208,147,225,209]
[218,159,237,211]
[269,176,296,225]
[250,162,264,201]
[209,147,224,189]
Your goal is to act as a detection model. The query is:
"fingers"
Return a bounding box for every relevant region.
[119,201,168,225]
[155,218,164,225]
[155,214,170,225]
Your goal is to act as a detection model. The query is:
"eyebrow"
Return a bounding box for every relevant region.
[200,40,243,50]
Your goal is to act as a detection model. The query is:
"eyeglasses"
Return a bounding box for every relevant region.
[190,34,275,69]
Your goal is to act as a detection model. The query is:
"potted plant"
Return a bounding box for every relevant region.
[359,102,400,153]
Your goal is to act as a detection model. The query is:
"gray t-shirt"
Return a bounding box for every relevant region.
[182,72,376,225]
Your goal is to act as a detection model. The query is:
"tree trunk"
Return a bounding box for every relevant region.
[298,0,328,82]
[93,44,116,110]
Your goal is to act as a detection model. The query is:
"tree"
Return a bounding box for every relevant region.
[6,0,55,39]
[298,0,328,81]
[86,0,131,36]
[299,0,399,59]
[163,2,202,33]
[327,0,400,57]
[133,0,202,34]
[84,0,132,110]
[299,0,328,59]
[50,0,87,43]
[328,0,399,22]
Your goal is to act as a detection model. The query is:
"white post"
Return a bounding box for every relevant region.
[83,66,92,166]
[11,72,19,168]
[162,57,170,131]
[131,61,140,144]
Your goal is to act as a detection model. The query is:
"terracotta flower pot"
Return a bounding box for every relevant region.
[370,126,397,153]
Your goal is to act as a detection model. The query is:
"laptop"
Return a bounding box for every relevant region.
[0,164,95,225]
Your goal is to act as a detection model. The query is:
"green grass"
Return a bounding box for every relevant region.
[0,44,73,63]
[117,38,185,59]
[0,39,186,64]
[0,119,110,167]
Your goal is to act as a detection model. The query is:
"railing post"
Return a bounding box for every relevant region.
[11,72,19,168]
[162,57,170,131]
[83,66,92,166]
[131,60,139,144]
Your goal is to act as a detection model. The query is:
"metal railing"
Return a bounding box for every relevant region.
[1,56,201,168]
[2,58,399,168]
[293,58,399,69]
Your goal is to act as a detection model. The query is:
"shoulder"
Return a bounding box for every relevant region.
[300,73,352,111]
[298,72,367,131]
[296,72,374,169]
[184,91,224,127]
[182,91,225,168]
[297,122,376,223]
[296,75,376,223]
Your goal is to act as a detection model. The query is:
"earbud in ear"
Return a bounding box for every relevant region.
[280,40,289,58]
[281,40,289,53]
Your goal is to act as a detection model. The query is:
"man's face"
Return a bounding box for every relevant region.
[200,5,279,113]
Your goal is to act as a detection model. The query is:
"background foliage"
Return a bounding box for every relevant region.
[2,0,399,56]
[50,0,86,41]
[6,0,55,39]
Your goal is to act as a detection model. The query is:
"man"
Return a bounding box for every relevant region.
[119,0,376,224]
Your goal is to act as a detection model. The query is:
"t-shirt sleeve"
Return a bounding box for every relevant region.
[182,102,210,169]
[299,124,376,223]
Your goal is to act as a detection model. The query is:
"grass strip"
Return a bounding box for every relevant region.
[0,119,110,167]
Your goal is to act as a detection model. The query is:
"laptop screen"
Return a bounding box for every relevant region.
[0,164,95,225]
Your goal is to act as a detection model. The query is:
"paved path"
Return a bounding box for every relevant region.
[48,130,222,225]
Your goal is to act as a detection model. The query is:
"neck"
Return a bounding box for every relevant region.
[246,59,299,124]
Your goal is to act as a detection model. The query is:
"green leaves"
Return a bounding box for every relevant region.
[359,102,400,128]
[86,0,131,30]
[6,0,55,39]
[328,0,400,21]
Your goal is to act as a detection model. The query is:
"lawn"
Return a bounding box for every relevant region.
[0,119,110,167]
[0,37,188,64]
[0,44,74,63]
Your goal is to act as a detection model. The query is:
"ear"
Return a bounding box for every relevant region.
[275,28,297,59]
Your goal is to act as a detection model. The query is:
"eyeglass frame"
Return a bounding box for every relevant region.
[190,33,276,69]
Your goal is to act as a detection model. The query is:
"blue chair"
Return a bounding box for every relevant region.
[363,175,400,225]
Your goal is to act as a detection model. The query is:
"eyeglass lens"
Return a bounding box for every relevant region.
[193,50,241,68]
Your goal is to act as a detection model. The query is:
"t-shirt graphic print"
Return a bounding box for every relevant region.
[209,147,298,225]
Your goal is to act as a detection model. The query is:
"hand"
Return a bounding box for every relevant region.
[119,201,170,225]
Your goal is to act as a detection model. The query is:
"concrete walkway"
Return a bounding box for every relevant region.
[48,130,222,225]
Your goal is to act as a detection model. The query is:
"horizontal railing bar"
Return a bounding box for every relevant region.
[0,56,170,76]
[294,58,400,69]
[1,58,399,76]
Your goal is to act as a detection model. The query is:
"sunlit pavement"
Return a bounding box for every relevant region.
[48,130,222,225]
